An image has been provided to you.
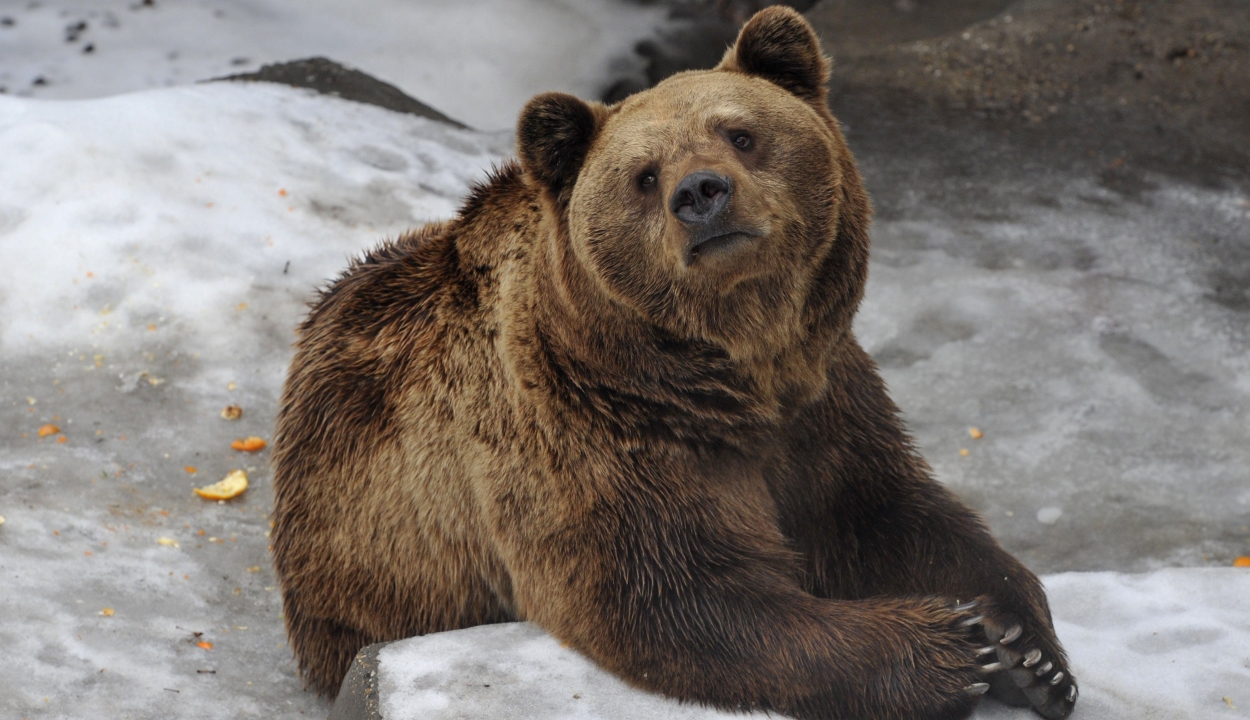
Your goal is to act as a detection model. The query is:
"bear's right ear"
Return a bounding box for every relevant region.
[718,6,831,104]
[517,92,604,203]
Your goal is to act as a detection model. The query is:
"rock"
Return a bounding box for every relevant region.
[216,57,468,128]
[333,569,1250,720]
[340,623,738,720]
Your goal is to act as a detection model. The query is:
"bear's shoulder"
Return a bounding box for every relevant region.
[300,161,532,342]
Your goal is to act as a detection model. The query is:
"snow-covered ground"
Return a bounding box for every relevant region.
[0,82,507,719]
[2,75,1246,720]
[0,0,665,130]
[373,568,1250,720]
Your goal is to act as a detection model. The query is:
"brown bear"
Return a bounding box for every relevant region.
[270,7,1076,720]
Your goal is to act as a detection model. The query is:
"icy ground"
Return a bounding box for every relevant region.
[0,32,1248,720]
[0,0,665,130]
[371,569,1250,720]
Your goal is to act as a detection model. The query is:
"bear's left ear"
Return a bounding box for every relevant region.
[718,6,831,104]
[517,92,606,203]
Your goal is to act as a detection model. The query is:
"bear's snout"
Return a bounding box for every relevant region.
[669,170,733,225]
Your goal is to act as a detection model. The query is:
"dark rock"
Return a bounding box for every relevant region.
[328,642,389,720]
[215,57,468,129]
[602,1,817,103]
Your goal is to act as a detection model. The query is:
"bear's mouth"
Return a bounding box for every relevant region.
[686,230,757,265]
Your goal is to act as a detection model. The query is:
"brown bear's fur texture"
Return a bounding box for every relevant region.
[271,8,1076,720]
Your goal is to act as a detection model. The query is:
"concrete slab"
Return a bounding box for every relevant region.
[334,569,1250,720]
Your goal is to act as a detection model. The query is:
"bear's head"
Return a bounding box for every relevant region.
[518,7,870,372]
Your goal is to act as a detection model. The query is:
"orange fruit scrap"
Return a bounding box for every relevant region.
[197,641,213,650]
[220,405,243,420]
[231,436,266,452]
[101,608,114,617]
[1234,556,1250,568]
[38,424,60,438]
[56,435,67,444]
[193,469,248,501]
[969,427,984,440]
[184,466,197,474]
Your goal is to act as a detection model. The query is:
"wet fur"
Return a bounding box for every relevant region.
[272,8,1074,719]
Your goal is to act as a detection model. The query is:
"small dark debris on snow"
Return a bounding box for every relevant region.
[0,16,15,27]
[65,20,87,43]
[230,56,249,66]
[32,76,48,87]
[215,57,468,128]
[83,43,95,54]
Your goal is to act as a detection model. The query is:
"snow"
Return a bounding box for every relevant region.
[374,569,1250,720]
[850,159,1250,573]
[0,0,666,130]
[0,82,507,366]
[0,82,505,719]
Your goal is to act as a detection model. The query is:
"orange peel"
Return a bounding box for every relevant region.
[193,469,248,501]
[230,436,266,452]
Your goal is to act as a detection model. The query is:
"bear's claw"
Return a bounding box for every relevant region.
[1000,624,1022,644]
[978,612,1077,719]
[964,683,991,696]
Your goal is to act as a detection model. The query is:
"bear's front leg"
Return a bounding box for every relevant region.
[773,350,1078,719]
[778,451,1078,719]
[493,460,1000,720]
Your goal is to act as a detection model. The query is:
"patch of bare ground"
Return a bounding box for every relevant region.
[811,0,1250,183]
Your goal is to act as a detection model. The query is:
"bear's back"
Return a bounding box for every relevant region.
[270,167,539,658]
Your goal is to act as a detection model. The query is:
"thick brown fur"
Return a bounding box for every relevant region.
[272,7,1076,720]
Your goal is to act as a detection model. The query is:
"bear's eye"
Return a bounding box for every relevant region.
[637,171,658,190]
[730,132,753,150]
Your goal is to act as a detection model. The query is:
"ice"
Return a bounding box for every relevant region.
[0,0,666,130]
[370,569,1250,720]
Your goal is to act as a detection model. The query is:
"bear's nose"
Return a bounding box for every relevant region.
[669,171,733,225]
